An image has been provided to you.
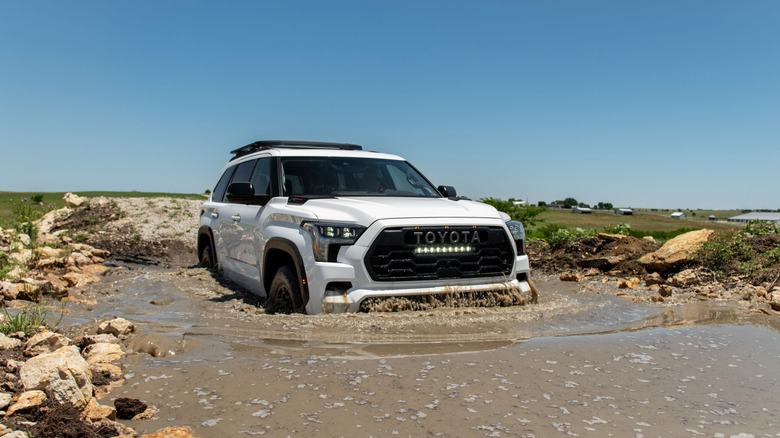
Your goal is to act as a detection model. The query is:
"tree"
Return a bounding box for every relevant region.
[578,202,590,208]
[562,197,578,209]
[538,201,547,207]
[596,202,613,210]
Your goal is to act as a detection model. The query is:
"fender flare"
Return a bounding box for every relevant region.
[263,238,310,306]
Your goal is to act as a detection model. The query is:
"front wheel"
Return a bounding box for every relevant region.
[267,265,306,314]
[200,244,215,269]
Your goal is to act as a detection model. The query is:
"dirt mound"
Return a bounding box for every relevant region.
[529,234,658,276]
[51,198,198,268]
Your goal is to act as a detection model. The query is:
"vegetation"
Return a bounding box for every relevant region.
[695,220,780,277]
[479,197,545,226]
[1,302,50,336]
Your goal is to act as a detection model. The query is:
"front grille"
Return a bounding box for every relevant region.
[365,226,514,281]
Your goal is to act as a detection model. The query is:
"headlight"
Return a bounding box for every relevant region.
[301,222,366,262]
[506,220,526,255]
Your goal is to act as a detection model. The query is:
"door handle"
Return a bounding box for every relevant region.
[231,214,241,222]
[211,212,219,219]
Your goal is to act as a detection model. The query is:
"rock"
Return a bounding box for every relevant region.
[5,390,47,416]
[642,236,657,245]
[9,250,33,265]
[139,427,196,438]
[81,264,110,276]
[84,342,124,364]
[18,234,31,246]
[115,397,148,420]
[60,272,101,288]
[23,331,71,357]
[92,418,138,438]
[583,268,601,277]
[617,278,641,289]
[67,252,94,268]
[75,333,120,349]
[577,254,626,270]
[638,229,715,271]
[84,398,117,421]
[90,362,123,382]
[71,243,110,259]
[35,246,63,259]
[19,346,93,408]
[41,274,69,298]
[597,233,629,241]
[1,281,19,300]
[770,293,780,311]
[63,193,88,208]
[0,392,12,410]
[0,334,22,350]
[669,269,699,287]
[658,285,673,297]
[3,431,32,438]
[560,271,584,282]
[644,272,664,286]
[98,318,136,337]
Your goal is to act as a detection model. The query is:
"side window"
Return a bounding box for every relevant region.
[250,158,273,196]
[212,167,236,203]
[230,160,256,184]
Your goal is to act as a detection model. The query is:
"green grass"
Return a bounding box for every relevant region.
[0,191,205,225]
[529,209,742,236]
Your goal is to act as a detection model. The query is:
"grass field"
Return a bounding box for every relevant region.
[529,208,743,234]
[0,191,205,225]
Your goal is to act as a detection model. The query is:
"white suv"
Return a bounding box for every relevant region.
[198,141,534,314]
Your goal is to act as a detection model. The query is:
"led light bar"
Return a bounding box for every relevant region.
[414,245,474,254]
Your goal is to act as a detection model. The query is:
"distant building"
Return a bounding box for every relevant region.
[512,200,527,206]
[728,212,780,224]
[708,215,717,222]
[572,207,592,214]
[671,212,687,220]
[548,203,565,209]
[614,208,633,215]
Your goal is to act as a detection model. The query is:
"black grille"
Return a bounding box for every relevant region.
[365,226,514,281]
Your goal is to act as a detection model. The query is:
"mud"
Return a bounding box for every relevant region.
[50,266,780,437]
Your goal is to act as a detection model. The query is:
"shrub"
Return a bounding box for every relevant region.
[1,302,50,336]
[480,198,545,226]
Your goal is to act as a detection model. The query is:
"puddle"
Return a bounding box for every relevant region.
[59,267,780,436]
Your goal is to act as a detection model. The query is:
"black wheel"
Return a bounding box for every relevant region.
[268,265,306,314]
[200,244,215,269]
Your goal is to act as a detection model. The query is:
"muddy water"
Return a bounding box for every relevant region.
[63,268,780,437]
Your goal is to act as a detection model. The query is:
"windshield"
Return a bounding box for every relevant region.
[280,157,440,198]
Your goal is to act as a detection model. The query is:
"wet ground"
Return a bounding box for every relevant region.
[61,267,780,437]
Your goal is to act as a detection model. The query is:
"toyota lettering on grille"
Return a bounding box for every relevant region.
[412,229,482,245]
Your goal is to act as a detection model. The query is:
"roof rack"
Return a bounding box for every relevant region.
[230,140,363,159]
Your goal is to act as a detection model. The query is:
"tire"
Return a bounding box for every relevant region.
[268,265,306,314]
[200,244,215,269]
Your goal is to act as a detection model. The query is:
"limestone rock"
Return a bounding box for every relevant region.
[6,390,47,416]
[617,277,641,289]
[658,285,673,297]
[3,431,32,438]
[1,281,19,301]
[23,331,71,357]
[61,271,101,288]
[638,229,715,271]
[642,236,657,245]
[0,333,23,350]
[98,318,136,337]
[0,392,12,410]
[84,342,124,364]
[63,193,88,208]
[139,427,196,438]
[19,346,93,408]
[669,269,699,287]
[770,293,780,311]
[91,419,138,438]
[560,271,584,282]
[84,398,117,421]
[644,272,664,287]
[67,252,94,268]
[35,246,63,259]
[75,333,120,349]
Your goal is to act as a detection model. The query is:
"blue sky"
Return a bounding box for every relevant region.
[1,1,778,209]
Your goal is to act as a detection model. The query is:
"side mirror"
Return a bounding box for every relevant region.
[437,185,458,199]
[226,182,270,205]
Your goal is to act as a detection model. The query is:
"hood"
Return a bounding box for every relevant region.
[294,197,502,226]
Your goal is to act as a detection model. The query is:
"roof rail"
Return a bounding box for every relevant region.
[230,140,363,159]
